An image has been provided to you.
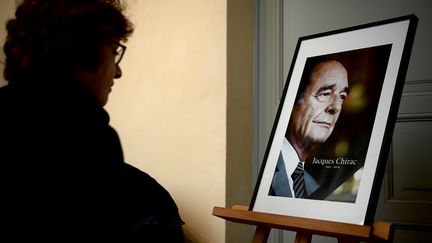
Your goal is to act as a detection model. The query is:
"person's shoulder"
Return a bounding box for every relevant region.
[118,162,179,208]
[118,163,185,236]
[120,162,158,184]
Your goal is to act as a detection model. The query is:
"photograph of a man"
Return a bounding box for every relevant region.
[269,58,349,199]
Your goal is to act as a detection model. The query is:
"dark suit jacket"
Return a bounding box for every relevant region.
[0,81,184,242]
[269,152,319,198]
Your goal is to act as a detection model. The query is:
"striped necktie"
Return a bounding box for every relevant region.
[291,162,305,198]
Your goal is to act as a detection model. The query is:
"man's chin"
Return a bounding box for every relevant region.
[308,133,332,144]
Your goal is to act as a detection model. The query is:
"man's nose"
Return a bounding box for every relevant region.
[325,95,342,115]
[114,64,122,79]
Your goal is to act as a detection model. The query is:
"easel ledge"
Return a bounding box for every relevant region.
[212,205,392,243]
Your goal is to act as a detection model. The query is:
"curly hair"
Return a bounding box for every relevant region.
[3,0,134,84]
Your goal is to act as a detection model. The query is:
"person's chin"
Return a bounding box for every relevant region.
[309,129,332,143]
[98,95,109,107]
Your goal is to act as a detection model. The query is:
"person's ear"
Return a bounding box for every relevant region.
[73,64,94,86]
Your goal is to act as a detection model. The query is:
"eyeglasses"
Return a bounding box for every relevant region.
[114,43,127,65]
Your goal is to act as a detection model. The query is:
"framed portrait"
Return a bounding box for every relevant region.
[250,15,418,225]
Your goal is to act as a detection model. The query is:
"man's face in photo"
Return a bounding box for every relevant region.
[288,60,349,145]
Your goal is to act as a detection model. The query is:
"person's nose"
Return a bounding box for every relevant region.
[114,64,122,79]
[325,95,342,115]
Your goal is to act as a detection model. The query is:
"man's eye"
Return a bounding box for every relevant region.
[340,93,347,100]
[313,90,331,102]
[318,90,332,97]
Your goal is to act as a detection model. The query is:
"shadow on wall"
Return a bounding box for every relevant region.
[183,226,202,243]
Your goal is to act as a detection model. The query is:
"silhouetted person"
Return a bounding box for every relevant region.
[0,1,184,242]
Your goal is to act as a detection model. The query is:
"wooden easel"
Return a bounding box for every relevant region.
[212,205,392,243]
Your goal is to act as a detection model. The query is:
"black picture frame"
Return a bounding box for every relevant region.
[250,15,418,225]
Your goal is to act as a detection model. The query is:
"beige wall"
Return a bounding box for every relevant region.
[106,1,227,242]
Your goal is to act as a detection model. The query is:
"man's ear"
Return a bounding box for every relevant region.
[73,64,94,87]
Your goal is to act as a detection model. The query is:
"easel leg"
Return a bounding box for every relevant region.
[253,226,271,243]
[295,232,312,243]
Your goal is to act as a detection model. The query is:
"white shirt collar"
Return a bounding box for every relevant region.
[280,137,305,198]
[281,137,303,176]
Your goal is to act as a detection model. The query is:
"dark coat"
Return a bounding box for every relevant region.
[0,81,184,242]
